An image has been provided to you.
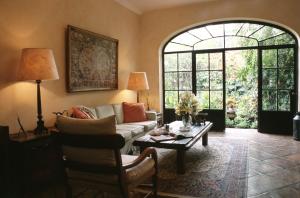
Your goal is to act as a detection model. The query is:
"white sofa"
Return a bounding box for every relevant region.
[73,104,157,154]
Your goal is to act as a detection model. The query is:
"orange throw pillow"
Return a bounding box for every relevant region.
[123,102,147,123]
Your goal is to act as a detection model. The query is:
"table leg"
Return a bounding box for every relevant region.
[139,146,146,154]
[177,150,185,174]
[202,132,208,146]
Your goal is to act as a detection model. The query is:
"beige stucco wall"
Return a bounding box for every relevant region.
[0,0,140,133]
[1,0,300,133]
[139,0,300,112]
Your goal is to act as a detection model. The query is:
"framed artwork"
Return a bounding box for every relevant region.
[66,25,118,92]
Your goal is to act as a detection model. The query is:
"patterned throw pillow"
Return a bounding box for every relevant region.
[79,106,97,119]
[72,106,97,119]
[122,102,147,123]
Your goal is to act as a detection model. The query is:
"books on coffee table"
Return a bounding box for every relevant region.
[150,131,193,142]
[150,135,176,142]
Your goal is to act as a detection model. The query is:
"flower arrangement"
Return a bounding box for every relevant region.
[175,92,201,116]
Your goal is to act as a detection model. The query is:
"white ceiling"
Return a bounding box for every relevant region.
[114,0,216,14]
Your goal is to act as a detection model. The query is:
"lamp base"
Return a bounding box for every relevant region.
[34,80,48,134]
[34,120,48,134]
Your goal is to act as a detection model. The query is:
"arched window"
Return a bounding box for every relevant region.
[162,20,297,132]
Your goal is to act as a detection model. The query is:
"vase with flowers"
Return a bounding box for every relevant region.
[175,92,201,129]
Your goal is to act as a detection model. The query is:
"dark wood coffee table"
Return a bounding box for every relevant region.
[133,121,213,174]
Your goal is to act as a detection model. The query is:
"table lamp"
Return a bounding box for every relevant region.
[17,48,59,134]
[127,72,149,103]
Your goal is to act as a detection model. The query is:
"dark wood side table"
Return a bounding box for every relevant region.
[9,131,64,197]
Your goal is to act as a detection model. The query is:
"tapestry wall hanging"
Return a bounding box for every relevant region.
[66,25,118,92]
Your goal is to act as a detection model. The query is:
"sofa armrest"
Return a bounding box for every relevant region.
[145,111,157,121]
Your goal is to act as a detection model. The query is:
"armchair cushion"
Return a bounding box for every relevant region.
[56,115,116,135]
[66,155,155,186]
[67,170,119,193]
[57,115,117,165]
[122,155,155,185]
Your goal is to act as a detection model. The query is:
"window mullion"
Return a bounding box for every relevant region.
[208,53,211,109]
[192,52,196,95]
[177,53,179,103]
[276,49,279,111]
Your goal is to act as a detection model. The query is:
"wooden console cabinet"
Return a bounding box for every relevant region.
[0,126,9,197]
[9,132,64,197]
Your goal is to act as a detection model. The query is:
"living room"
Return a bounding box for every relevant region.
[1,0,300,197]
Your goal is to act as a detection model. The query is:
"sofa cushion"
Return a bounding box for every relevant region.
[56,115,117,166]
[95,105,115,119]
[123,102,147,123]
[145,111,157,121]
[117,124,144,137]
[116,130,132,142]
[125,121,157,132]
[113,104,124,124]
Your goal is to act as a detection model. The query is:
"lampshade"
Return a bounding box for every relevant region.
[17,48,59,81]
[127,72,149,91]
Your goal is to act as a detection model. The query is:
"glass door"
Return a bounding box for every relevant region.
[163,52,193,123]
[258,47,297,133]
[195,51,225,131]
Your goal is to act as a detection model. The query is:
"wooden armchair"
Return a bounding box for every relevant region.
[57,115,157,198]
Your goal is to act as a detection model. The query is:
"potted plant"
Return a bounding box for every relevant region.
[226,97,237,120]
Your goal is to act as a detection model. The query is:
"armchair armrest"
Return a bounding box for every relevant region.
[145,111,157,121]
[122,147,157,169]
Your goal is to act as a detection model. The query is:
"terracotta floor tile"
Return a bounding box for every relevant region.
[249,150,277,161]
[248,168,262,177]
[248,193,272,198]
[288,165,300,173]
[249,161,282,174]
[269,186,300,198]
[286,153,300,163]
[266,169,300,184]
[262,157,299,169]
[247,174,291,196]
[290,182,300,191]
[266,149,299,157]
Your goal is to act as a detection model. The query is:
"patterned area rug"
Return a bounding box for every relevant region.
[155,137,248,198]
[64,137,248,198]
